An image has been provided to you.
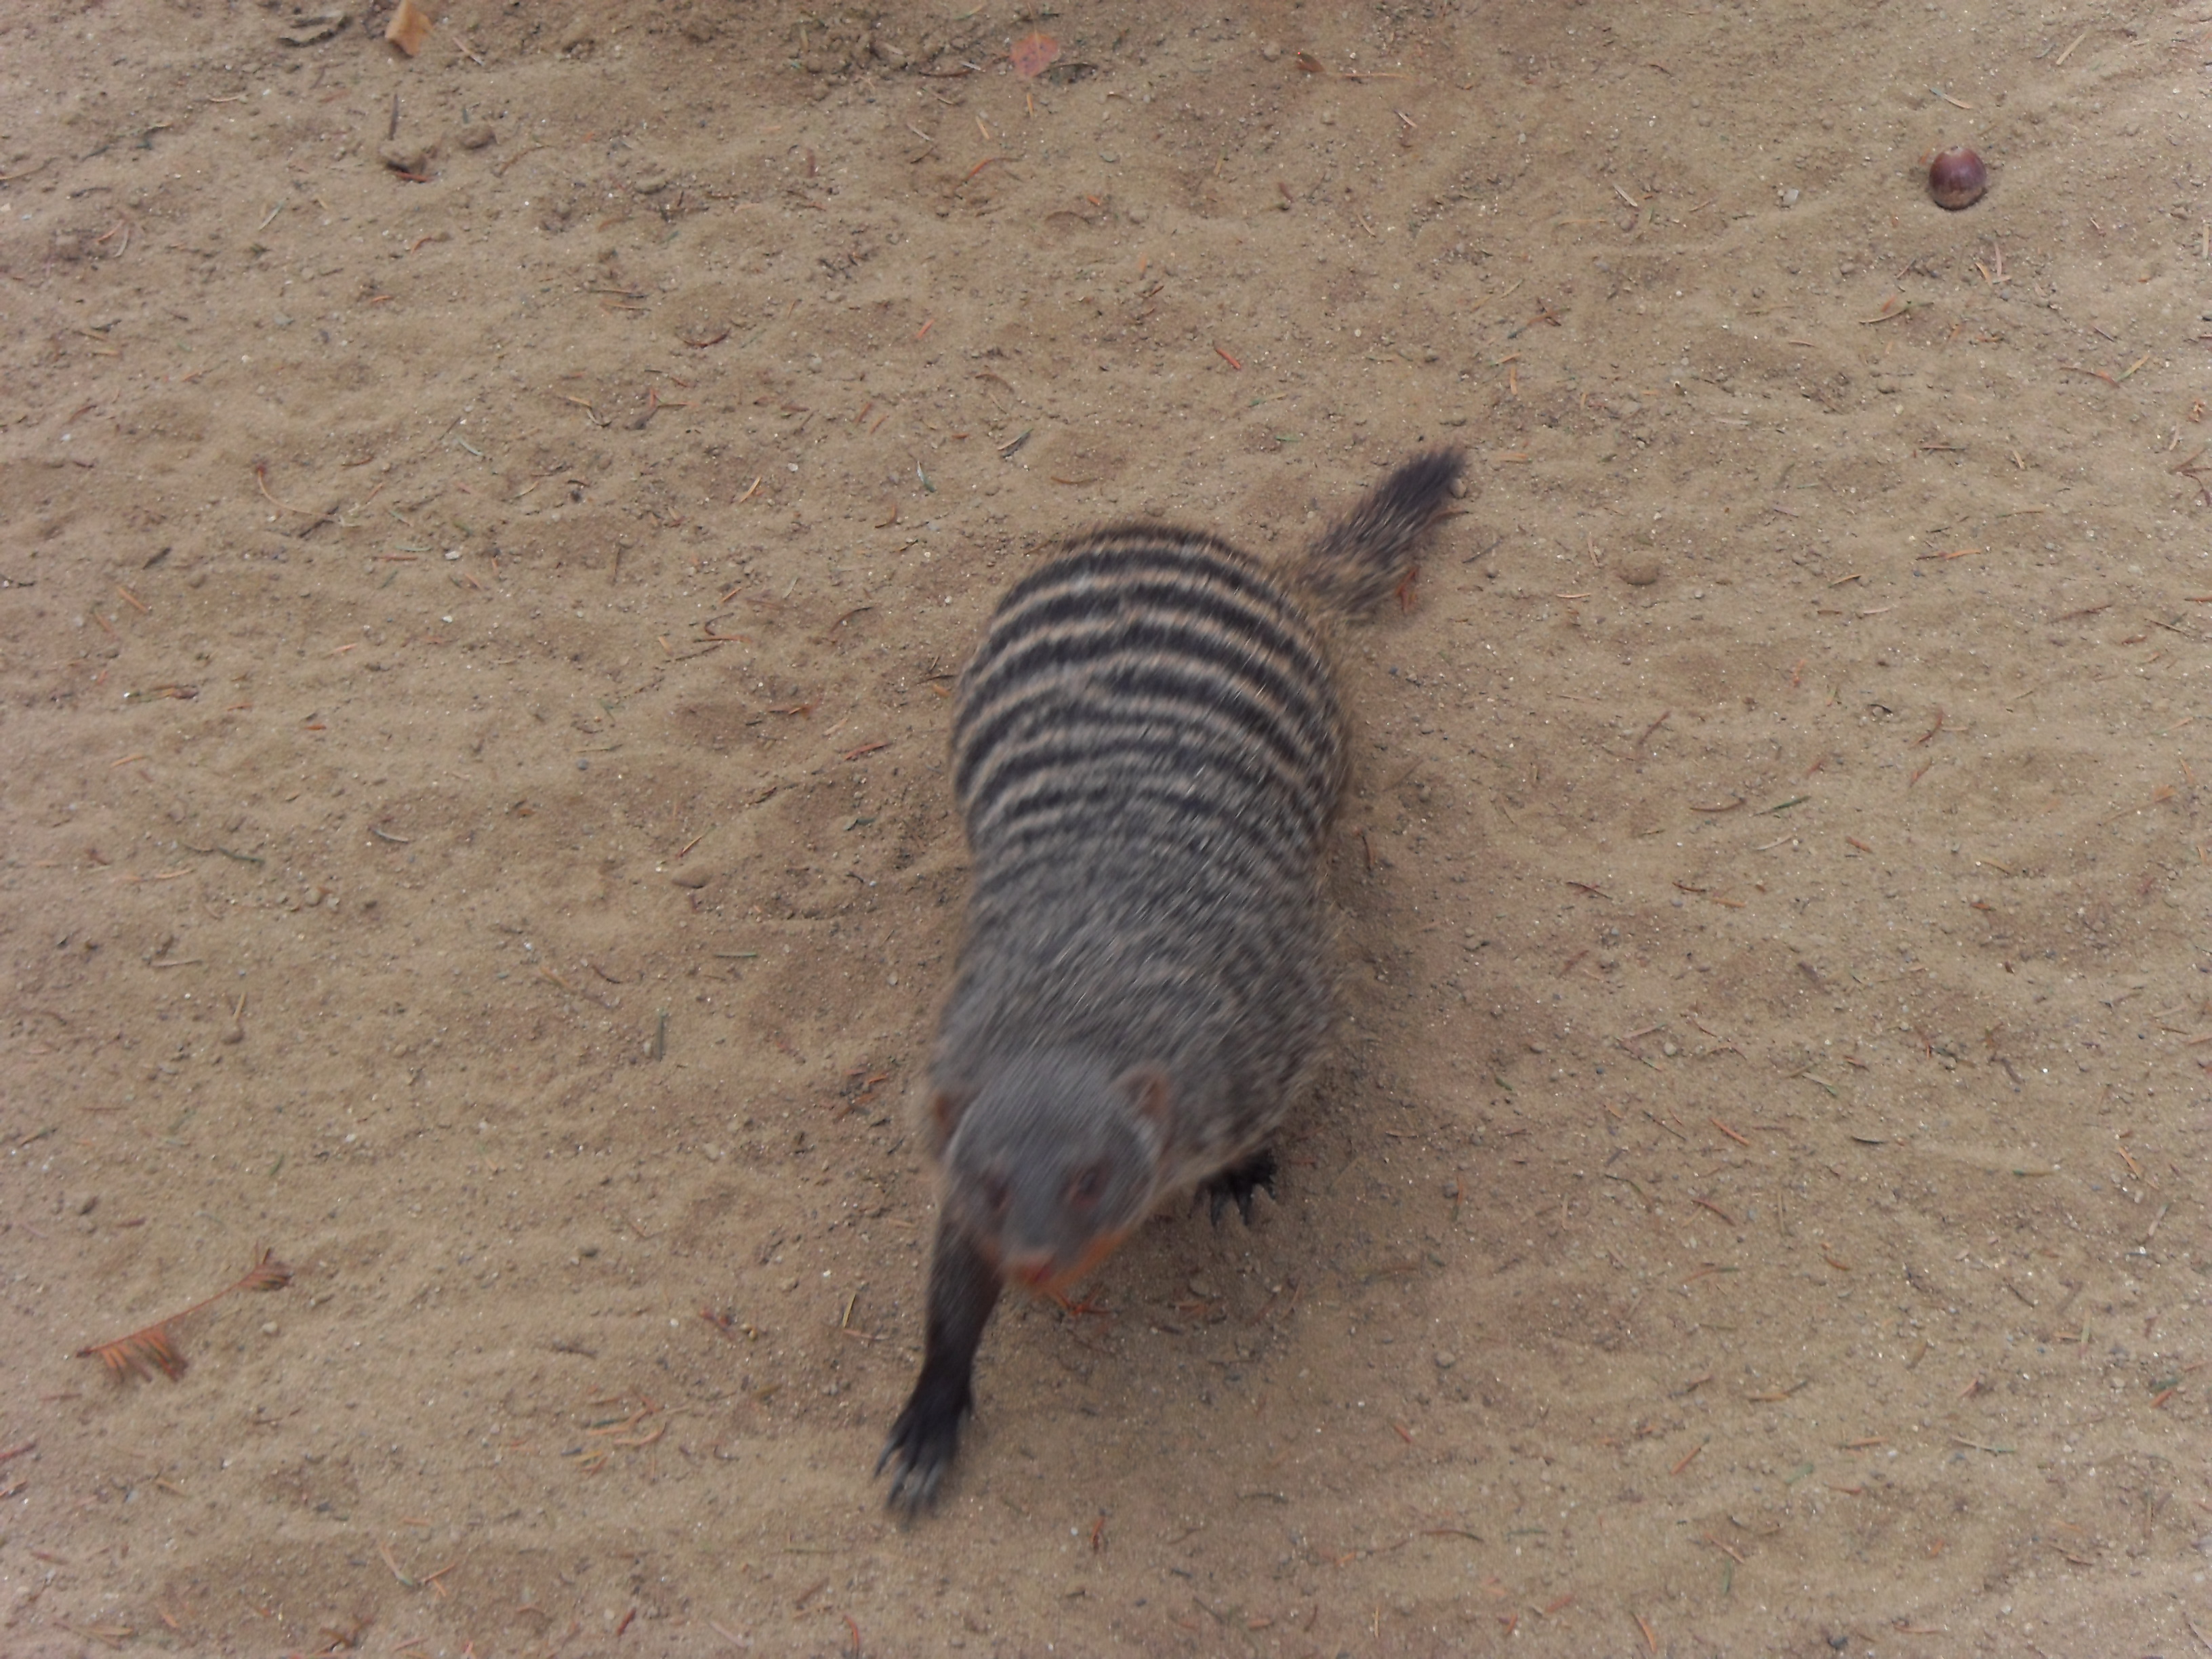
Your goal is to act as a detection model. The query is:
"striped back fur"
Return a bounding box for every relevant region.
[953,525,1345,912]
[935,525,1340,1181]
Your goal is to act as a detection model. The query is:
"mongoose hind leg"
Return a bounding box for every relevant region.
[1200,1147,1279,1227]
[878,1216,1002,1512]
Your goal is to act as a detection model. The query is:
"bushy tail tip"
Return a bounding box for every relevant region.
[1292,449,1466,617]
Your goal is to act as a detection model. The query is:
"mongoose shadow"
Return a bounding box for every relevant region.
[878,451,1467,1513]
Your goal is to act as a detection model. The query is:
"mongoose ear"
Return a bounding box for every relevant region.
[1118,1065,1174,1128]
[924,1088,969,1154]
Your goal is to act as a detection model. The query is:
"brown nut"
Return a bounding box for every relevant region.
[1928,145,1988,210]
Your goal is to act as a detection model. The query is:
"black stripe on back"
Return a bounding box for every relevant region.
[967,537,1320,692]
[984,529,1269,624]
[960,576,1330,753]
[955,644,1336,829]
[963,741,1322,880]
[955,553,1336,778]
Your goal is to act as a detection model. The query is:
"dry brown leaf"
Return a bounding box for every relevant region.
[386,0,432,56]
[1010,30,1060,78]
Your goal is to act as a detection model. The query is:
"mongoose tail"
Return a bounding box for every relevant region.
[1291,448,1467,617]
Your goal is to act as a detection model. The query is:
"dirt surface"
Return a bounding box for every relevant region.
[5,1,2211,1654]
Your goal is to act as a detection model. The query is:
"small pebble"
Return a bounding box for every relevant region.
[455,122,495,150]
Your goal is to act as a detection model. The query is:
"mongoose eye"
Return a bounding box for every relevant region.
[981,1173,1012,1218]
[1067,1163,1107,1208]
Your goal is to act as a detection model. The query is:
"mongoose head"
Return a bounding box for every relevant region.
[930,1050,1170,1294]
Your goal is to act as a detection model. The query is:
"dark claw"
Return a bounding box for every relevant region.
[877,1375,972,1513]
[1200,1147,1278,1227]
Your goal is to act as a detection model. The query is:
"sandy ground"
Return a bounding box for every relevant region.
[3,1,2211,1654]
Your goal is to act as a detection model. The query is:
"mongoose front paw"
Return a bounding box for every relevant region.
[877,1378,971,1513]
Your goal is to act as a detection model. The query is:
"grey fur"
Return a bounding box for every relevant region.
[879,451,1465,1511]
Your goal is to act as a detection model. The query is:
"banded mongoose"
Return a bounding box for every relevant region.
[878,451,1466,1511]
